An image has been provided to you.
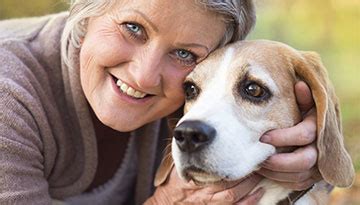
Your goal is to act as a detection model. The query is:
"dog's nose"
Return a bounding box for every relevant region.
[174,120,216,153]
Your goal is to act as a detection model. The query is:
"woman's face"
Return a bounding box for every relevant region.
[80,0,226,131]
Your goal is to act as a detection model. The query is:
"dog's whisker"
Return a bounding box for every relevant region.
[166,40,349,204]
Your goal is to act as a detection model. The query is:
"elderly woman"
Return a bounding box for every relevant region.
[0,0,321,204]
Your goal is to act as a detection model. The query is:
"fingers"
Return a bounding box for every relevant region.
[211,174,263,202]
[260,81,317,147]
[160,169,265,204]
[260,110,316,147]
[260,144,318,172]
[202,178,250,194]
[235,188,265,205]
[256,166,317,183]
[168,167,202,191]
[272,176,318,191]
[295,81,314,113]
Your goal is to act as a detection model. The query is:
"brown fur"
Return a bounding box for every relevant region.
[154,40,355,195]
[294,51,355,187]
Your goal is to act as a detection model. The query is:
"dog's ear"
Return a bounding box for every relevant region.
[154,147,174,186]
[154,107,183,186]
[294,51,355,187]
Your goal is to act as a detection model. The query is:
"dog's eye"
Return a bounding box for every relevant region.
[183,81,199,101]
[237,75,272,104]
[245,83,265,98]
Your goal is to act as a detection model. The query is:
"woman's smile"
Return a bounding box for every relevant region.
[116,79,147,99]
[109,72,155,104]
[79,0,226,131]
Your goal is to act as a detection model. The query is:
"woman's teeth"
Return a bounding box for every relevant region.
[116,79,147,99]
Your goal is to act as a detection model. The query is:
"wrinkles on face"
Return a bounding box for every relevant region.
[79,0,226,131]
[79,51,100,100]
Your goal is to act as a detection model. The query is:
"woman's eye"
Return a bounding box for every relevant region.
[126,23,140,33]
[171,49,198,67]
[177,50,191,59]
[121,22,147,42]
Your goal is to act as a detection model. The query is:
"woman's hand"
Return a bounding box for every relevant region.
[147,81,322,204]
[257,81,322,190]
[146,167,265,205]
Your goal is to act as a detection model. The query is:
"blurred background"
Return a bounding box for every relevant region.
[0,0,359,204]
[251,1,360,204]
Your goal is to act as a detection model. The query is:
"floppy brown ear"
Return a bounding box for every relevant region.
[294,51,355,187]
[154,107,183,187]
[154,144,174,187]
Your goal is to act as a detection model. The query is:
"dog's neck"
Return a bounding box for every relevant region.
[277,187,313,205]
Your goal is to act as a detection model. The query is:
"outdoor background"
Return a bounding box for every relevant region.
[1,0,359,204]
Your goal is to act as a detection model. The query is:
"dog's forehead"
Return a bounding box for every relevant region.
[187,40,298,88]
[231,41,299,78]
[186,46,233,85]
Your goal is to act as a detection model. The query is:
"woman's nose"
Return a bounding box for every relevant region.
[132,48,163,89]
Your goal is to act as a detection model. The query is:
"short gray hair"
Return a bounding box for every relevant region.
[61,0,256,67]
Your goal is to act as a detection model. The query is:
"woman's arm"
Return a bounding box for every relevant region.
[0,48,51,204]
[0,77,51,204]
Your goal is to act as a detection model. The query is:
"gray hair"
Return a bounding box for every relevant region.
[61,0,256,67]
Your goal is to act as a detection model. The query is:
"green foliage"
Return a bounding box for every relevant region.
[0,0,68,19]
[249,0,360,171]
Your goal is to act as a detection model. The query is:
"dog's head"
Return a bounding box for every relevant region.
[155,40,354,188]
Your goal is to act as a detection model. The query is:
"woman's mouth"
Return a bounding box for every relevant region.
[111,74,150,99]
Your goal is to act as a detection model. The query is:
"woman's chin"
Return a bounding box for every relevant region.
[97,112,145,132]
[111,121,144,132]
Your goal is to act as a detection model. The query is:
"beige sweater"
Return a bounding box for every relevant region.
[0,12,168,205]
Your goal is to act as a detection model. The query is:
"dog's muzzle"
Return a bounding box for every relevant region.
[174,120,216,153]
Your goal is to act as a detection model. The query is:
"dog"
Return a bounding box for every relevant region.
[154,40,355,205]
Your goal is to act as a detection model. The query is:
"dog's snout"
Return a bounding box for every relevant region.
[174,120,216,153]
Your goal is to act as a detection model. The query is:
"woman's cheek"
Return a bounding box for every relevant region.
[169,68,193,99]
[94,35,132,67]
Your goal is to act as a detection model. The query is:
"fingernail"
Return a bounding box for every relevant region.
[252,187,265,199]
[260,134,271,143]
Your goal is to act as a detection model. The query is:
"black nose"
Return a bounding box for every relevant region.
[174,120,216,153]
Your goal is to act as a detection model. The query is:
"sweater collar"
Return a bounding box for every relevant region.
[60,17,98,195]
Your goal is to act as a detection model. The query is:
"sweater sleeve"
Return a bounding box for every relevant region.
[0,63,52,204]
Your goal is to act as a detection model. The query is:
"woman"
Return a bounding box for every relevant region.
[0,0,320,204]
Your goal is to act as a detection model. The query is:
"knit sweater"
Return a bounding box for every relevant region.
[0,12,168,205]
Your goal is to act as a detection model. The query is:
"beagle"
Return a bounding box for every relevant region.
[155,40,355,205]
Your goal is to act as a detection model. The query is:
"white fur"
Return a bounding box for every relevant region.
[172,45,314,204]
[248,62,279,95]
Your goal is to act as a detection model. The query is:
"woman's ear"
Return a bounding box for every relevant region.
[79,37,84,46]
[294,51,355,187]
